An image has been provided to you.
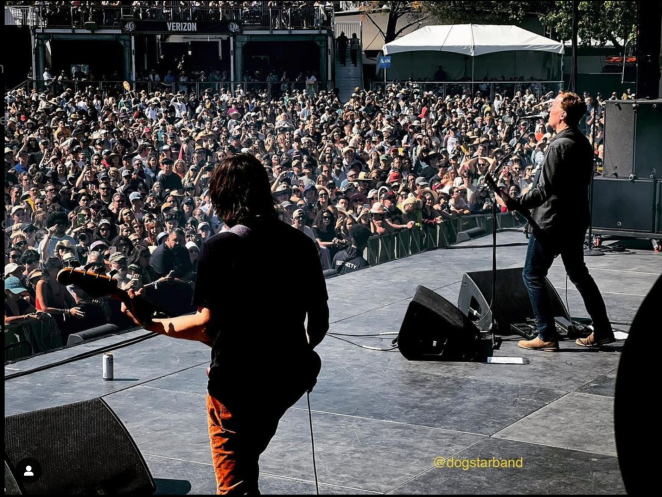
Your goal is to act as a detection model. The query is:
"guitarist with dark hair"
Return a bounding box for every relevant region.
[120,153,329,495]
[494,92,614,352]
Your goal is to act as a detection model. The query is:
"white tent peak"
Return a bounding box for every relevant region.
[383,24,565,57]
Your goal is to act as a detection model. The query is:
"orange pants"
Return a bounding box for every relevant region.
[206,394,280,495]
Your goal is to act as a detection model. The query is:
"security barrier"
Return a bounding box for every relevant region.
[365,213,527,266]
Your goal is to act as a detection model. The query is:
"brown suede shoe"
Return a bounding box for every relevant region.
[518,337,560,352]
[576,333,616,348]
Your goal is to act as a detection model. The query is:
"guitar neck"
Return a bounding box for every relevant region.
[57,269,170,325]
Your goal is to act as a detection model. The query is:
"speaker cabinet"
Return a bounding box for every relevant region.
[4,398,155,495]
[591,178,658,233]
[398,286,483,361]
[604,100,662,179]
[457,268,569,334]
[604,101,635,178]
[657,182,662,233]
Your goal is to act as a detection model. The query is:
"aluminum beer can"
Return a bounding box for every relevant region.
[103,353,114,380]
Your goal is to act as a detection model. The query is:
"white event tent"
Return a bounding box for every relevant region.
[382,24,565,82]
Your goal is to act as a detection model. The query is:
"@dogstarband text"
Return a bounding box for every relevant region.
[434,457,524,470]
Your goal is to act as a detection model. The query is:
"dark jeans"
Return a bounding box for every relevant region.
[350,49,358,66]
[522,233,612,342]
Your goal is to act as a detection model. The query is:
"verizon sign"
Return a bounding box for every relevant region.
[167,22,197,32]
[123,20,241,34]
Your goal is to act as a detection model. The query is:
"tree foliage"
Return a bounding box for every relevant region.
[421,1,637,50]
[358,1,430,44]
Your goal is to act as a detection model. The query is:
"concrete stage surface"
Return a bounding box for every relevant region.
[5,232,659,495]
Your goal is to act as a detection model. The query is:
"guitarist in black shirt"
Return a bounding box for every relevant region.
[122,154,329,495]
[495,91,614,352]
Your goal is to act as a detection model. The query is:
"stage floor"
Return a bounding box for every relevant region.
[6,232,660,495]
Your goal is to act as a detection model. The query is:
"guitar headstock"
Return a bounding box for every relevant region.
[484,172,499,191]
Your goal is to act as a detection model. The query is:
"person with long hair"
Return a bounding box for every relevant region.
[35,257,86,344]
[313,208,340,263]
[122,154,328,495]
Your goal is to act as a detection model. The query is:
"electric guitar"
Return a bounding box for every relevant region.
[57,268,171,326]
[59,268,323,403]
[483,157,545,241]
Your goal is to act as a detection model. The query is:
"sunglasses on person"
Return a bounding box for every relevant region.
[13,240,27,248]
[9,253,22,260]
[318,193,328,197]
[46,188,56,193]
[322,216,332,220]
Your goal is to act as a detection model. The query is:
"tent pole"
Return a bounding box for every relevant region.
[472,55,475,96]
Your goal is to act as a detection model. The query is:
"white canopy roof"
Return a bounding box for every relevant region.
[383,24,565,57]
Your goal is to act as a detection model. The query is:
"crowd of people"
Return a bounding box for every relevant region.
[13,1,335,29]
[4,62,611,354]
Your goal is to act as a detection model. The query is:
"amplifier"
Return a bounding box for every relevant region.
[591,178,657,233]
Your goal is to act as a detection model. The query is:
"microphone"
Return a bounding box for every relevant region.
[519,112,549,121]
[533,98,554,109]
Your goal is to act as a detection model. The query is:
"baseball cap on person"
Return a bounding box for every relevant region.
[129,192,143,202]
[4,276,28,295]
[292,209,305,219]
[415,177,429,186]
[122,170,132,177]
[109,252,127,264]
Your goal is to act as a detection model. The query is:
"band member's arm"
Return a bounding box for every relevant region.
[307,301,329,349]
[511,145,561,210]
[305,240,329,349]
[123,298,213,347]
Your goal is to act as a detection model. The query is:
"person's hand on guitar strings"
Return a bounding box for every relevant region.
[120,288,155,330]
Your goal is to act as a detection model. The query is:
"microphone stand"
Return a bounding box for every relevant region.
[485,118,534,344]
[584,103,604,256]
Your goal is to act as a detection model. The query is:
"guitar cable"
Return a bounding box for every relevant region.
[307,392,320,496]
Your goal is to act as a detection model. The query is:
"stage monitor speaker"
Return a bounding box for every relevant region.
[657,181,662,233]
[457,268,569,334]
[397,286,484,361]
[591,177,658,233]
[67,324,119,346]
[615,274,662,495]
[4,398,155,495]
[604,100,662,179]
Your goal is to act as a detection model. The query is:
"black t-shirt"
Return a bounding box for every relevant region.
[158,172,183,192]
[149,242,193,278]
[313,225,338,259]
[194,218,328,406]
[332,247,369,275]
